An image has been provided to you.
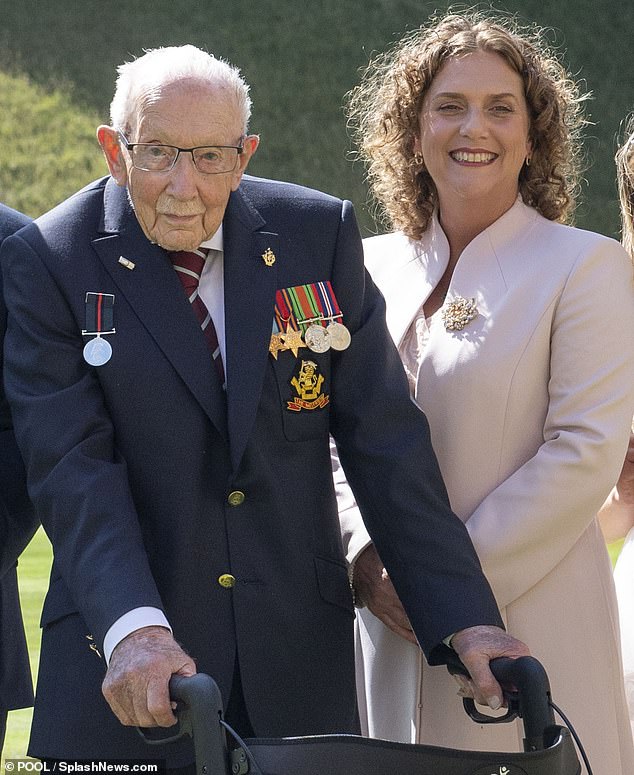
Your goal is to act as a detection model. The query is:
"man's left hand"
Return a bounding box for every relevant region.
[450,626,531,710]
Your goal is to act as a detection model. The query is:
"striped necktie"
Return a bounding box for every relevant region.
[169,248,226,389]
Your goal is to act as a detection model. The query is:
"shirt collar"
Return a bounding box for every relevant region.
[200,224,223,253]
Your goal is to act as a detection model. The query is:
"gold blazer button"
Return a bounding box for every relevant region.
[218,574,236,588]
[227,490,246,506]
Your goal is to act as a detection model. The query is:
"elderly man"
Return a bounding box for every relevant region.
[0,203,38,754]
[1,46,527,766]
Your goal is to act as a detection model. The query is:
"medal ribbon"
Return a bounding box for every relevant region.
[274,288,297,333]
[288,285,320,332]
[273,282,344,334]
[313,281,343,323]
[84,292,115,334]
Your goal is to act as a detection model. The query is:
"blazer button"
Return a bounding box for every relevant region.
[218,574,236,588]
[227,490,246,506]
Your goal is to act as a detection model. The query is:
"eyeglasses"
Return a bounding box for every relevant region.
[117,130,243,174]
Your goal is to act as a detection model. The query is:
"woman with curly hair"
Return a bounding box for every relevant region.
[599,117,634,736]
[333,10,634,770]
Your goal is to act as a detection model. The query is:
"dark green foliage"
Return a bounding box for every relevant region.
[0,0,631,236]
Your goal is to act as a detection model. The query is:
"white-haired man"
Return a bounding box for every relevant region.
[1,46,527,767]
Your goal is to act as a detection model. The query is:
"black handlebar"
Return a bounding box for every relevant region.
[445,653,558,751]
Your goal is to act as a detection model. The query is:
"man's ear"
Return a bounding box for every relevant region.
[97,126,128,186]
[231,134,260,191]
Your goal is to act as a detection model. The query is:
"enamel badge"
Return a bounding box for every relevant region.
[287,360,330,412]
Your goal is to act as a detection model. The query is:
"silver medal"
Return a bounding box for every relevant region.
[83,337,112,366]
[304,324,331,353]
[326,321,351,351]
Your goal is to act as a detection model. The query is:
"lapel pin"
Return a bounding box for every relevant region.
[261,247,276,267]
[86,634,102,658]
[118,256,136,270]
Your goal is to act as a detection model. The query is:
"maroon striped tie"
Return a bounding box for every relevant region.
[169,248,225,388]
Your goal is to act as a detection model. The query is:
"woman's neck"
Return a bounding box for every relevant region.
[437,193,517,263]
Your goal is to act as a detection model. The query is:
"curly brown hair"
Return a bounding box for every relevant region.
[346,9,587,240]
[616,116,634,258]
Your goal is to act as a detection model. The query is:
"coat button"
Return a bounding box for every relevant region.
[227,490,245,506]
[218,574,236,588]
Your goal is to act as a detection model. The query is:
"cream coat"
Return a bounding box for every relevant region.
[336,199,634,773]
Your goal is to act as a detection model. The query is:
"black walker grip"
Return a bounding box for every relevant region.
[139,673,227,775]
[446,654,558,751]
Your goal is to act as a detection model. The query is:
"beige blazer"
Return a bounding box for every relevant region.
[337,199,634,770]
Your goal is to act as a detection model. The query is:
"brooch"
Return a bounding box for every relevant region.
[441,296,478,331]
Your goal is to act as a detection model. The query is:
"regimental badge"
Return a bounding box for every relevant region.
[261,247,276,266]
[441,295,479,331]
[287,360,330,412]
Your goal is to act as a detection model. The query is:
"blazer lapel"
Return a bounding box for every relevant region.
[223,187,279,471]
[92,180,228,438]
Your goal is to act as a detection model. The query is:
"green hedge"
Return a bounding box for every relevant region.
[1,0,632,237]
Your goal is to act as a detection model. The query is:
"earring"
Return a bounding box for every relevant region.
[525,156,531,167]
[413,152,424,166]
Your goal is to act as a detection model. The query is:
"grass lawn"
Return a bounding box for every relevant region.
[2,528,51,764]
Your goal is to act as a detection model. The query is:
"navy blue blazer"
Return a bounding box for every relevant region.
[1,176,501,763]
[0,203,37,714]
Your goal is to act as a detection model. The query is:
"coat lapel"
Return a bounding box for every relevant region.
[367,221,450,347]
[92,180,228,438]
[223,186,279,471]
[446,198,533,319]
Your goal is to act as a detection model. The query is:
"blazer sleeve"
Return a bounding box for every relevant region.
[466,238,634,609]
[1,232,164,646]
[0,233,38,577]
[329,202,502,660]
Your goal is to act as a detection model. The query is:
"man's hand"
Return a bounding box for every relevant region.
[450,625,530,710]
[352,544,418,644]
[102,626,196,727]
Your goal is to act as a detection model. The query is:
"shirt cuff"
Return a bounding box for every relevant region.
[103,607,172,664]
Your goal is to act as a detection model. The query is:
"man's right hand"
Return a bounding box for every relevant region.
[102,626,196,727]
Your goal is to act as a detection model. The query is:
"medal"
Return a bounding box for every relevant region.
[281,322,305,357]
[326,320,351,351]
[270,281,350,358]
[304,324,330,353]
[269,331,286,360]
[83,337,112,366]
[82,292,115,367]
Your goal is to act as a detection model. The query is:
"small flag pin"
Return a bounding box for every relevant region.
[118,256,136,270]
